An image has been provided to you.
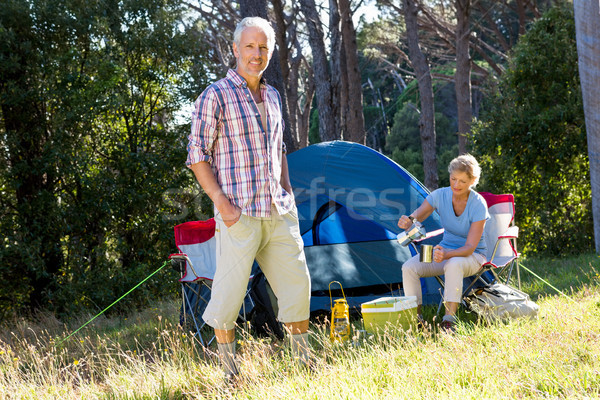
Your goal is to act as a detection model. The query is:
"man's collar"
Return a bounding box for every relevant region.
[227,69,267,88]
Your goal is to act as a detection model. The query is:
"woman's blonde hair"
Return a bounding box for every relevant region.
[448,154,481,187]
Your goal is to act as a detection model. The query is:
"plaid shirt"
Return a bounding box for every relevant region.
[186,69,294,218]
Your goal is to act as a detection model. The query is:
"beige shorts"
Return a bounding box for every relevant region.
[202,208,311,330]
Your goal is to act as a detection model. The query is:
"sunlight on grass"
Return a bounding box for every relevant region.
[1,254,599,399]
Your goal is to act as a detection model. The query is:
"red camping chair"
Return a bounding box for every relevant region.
[478,192,520,288]
[430,192,521,313]
[169,219,254,347]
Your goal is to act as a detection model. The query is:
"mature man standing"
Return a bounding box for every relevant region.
[186,17,311,379]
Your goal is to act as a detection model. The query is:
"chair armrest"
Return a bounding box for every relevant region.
[169,253,188,259]
[499,225,519,239]
[488,226,519,266]
[169,253,200,279]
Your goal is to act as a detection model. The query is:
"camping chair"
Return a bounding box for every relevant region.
[169,219,254,347]
[478,192,521,289]
[431,192,520,313]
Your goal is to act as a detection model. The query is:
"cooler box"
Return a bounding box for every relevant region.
[361,296,418,334]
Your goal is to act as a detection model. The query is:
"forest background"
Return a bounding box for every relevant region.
[0,0,596,319]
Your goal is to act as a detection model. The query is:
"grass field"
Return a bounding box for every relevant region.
[1,253,599,399]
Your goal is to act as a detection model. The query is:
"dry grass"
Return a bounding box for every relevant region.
[1,256,600,399]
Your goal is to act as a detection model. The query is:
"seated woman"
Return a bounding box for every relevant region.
[398,154,489,332]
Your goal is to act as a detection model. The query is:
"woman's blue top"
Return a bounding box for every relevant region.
[426,187,490,256]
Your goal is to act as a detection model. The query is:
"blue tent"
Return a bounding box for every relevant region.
[288,141,444,313]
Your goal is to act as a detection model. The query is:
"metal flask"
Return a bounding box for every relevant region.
[396,220,427,246]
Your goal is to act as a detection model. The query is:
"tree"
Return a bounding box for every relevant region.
[299,0,340,142]
[402,0,438,190]
[455,0,471,154]
[471,3,591,255]
[368,0,558,189]
[574,0,600,255]
[0,0,212,316]
[418,0,548,80]
[358,17,417,151]
[339,0,367,144]
[297,0,367,144]
[0,0,100,311]
[386,77,458,184]
[271,0,315,148]
[416,0,552,153]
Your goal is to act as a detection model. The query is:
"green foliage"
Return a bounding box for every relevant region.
[357,18,408,148]
[0,0,214,318]
[471,3,592,256]
[385,77,459,185]
[308,107,321,145]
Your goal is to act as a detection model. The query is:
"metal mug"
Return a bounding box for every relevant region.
[420,244,434,263]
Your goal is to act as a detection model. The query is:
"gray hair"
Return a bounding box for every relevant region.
[448,154,481,187]
[233,17,276,55]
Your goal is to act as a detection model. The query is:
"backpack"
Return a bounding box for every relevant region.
[465,283,539,320]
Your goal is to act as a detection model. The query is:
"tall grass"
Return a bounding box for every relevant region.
[1,253,599,399]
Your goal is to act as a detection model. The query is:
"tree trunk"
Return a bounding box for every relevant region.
[516,0,527,35]
[271,0,295,145]
[403,0,438,190]
[574,0,600,254]
[239,0,298,152]
[299,0,339,142]
[294,57,315,148]
[339,0,366,144]
[455,0,472,154]
[329,0,345,138]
